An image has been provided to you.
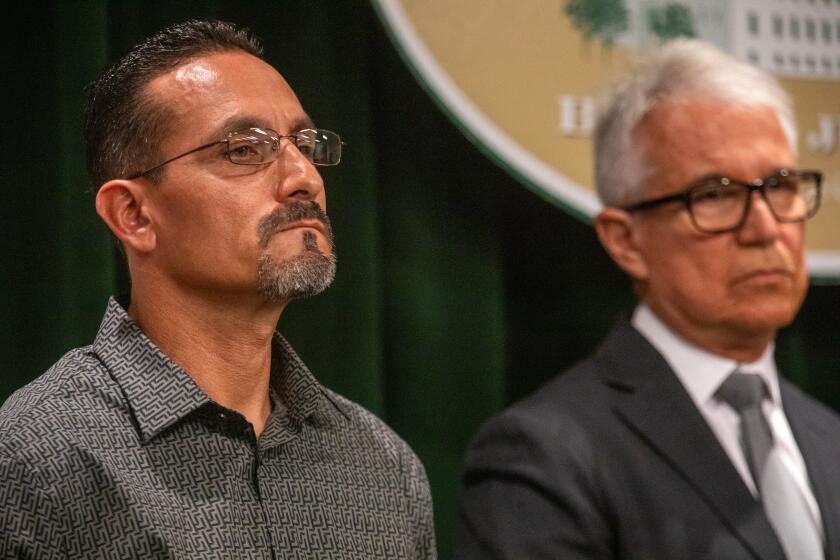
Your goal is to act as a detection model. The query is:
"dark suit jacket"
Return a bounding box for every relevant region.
[455,322,840,560]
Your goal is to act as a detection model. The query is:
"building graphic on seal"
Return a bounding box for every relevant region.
[619,0,840,81]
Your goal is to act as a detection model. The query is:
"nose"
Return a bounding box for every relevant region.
[737,189,781,244]
[273,140,325,203]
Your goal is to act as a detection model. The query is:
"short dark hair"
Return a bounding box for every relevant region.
[84,19,264,188]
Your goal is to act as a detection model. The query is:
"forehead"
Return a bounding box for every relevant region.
[636,98,795,193]
[146,51,310,143]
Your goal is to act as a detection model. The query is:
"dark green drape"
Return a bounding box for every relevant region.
[2,3,839,557]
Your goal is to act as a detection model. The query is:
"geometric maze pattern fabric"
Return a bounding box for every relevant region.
[0,297,436,559]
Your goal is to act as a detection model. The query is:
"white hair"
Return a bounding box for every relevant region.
[594,39,797,207]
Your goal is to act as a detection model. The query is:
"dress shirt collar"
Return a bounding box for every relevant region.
[93,296,347,443]
[631,304,781,408]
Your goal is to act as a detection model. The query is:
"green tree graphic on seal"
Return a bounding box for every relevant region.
[565,0,696,45]
[649,4,696,40]
[565,0,629,45]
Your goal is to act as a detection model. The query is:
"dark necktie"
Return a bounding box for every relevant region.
[717,371,822,560]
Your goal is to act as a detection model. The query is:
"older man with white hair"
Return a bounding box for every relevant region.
[455,40,840,560]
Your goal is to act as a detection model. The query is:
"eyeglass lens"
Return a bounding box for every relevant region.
[227,129,278,165]
[688,172,819,232]
[294,129,341,166]
[226,128,341,167]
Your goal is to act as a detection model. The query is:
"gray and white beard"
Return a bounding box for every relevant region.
[255,202,337,303]
[256,231,336,302]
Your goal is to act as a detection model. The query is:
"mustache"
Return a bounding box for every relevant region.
[257,201,332,248]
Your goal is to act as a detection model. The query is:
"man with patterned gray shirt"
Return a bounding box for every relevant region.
[0,20,435,559]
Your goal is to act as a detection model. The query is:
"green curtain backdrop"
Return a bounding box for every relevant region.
[2,2,839,557]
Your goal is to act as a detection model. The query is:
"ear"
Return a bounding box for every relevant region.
[594,207,649,281]
[95,180,157,253]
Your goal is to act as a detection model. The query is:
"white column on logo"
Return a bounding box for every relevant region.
[558,95,595,136]
[806,114,838,154]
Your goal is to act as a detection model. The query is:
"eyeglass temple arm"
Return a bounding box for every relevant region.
[623,191,689,212]
[127,140,224,179]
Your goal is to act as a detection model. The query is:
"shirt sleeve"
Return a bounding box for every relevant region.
[399,442,437,560]
[0,453,65,559]
[414,466,437,560]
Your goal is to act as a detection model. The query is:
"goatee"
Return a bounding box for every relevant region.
[255,201,337,302]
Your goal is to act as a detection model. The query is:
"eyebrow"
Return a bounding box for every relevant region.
[688,173,726,184]
[211,114,317,140]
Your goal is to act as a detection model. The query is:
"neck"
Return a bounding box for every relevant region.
[127,279,285,437]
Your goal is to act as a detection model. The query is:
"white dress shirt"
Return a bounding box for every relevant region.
[632,304,823,535]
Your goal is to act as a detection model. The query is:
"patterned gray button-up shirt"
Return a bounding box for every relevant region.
[0,297,436,559]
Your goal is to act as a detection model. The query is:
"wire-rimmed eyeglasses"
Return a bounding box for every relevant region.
[623,169,822,234]
[127,127,343,179]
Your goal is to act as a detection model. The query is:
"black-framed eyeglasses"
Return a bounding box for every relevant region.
[127,127,343,179]
[623,169,822,234]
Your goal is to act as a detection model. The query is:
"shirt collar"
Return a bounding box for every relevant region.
[93,296,347,443]
[93,296,208,442]
[269,332,350,427]
[631,304,780,408]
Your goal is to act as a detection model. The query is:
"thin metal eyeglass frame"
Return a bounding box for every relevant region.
[126,127,342,180]
[622,169,822,234]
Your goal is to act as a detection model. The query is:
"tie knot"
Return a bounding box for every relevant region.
[717,371,768,412]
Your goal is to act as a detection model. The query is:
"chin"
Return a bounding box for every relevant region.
[728,300,801,333]
[733,275,806,313]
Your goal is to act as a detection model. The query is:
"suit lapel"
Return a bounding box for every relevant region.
[595,323,786,560]
[782,381,840,558]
